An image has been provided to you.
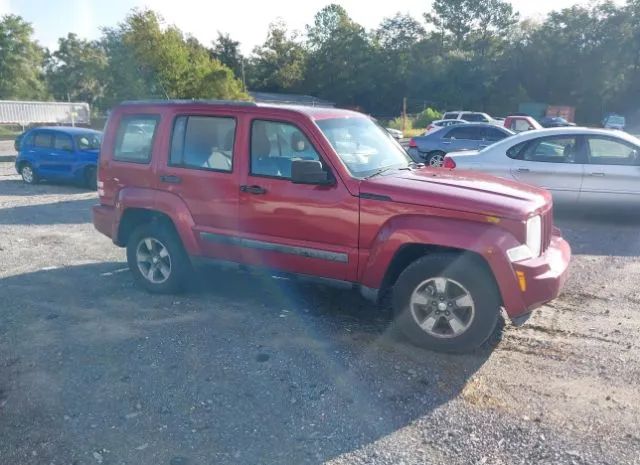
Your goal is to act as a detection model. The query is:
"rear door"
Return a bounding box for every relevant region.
[510,134,585,204]
[30,131,56,178]
[441,126,485,152]
[157,112,241,261]
[580,135,640,206]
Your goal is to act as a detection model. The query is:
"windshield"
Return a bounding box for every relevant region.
[316,117,411,178]
[74,133,102,151]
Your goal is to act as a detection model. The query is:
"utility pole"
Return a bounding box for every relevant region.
[402,97,407,132]
[241,59,247,93]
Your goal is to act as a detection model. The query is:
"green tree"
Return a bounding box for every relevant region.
[248,20,306,92]
[0,14,48,99]
[305,4,374,107]
[101,9,246,107]
[46,33,107,105]
[211,32,244,80]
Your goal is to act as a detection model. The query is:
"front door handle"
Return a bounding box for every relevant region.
[160,175,182,184]
[517,168,530,173]
[590,172,605,177]
[240,185,267,195]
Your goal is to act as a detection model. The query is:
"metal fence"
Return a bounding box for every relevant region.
[0,100,90,126]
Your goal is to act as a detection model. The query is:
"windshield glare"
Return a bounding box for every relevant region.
[316,117,411,177]
[74,133,102,151]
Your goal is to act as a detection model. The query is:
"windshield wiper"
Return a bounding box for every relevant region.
[364,166,397,179]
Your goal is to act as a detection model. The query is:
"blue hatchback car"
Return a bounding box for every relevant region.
[15,126,102,189]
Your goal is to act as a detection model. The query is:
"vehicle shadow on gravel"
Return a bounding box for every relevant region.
[0,178,94,196]
[0,198,95,225]
[0,262,493,465]
[555,208,640,257]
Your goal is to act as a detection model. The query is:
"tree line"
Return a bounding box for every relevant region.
[1,1,640,124]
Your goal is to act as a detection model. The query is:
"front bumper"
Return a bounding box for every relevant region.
[505,233,571,320]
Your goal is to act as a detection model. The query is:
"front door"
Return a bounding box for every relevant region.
[441,126,485,152]
[580,135,640,206]
[510,134,585,204]
[236,118,359,281]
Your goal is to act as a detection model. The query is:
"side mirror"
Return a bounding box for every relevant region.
[291,159,332,185]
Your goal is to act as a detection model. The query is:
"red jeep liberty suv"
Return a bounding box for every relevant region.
[93,100,571,353]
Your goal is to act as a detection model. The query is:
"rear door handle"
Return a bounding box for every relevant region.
[160,175,182,184]
[240,185,267,195]
[516,168,530,173]
[590,172,605,177]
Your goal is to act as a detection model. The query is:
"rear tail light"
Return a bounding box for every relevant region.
[408,138,417,148]
[443,157,456,169]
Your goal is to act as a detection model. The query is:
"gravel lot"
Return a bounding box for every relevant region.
[0,139,638,465]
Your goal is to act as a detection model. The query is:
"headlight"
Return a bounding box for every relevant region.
[507,215,542,262]
[525,215,542,258]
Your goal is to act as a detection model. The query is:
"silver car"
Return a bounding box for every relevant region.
[408,123,514,167]
[443,127,640,206]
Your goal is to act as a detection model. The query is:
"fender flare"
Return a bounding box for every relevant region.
[114,188,200,255]
[359,215,525,313]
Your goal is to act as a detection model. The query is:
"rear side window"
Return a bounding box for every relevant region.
[445,126,483,140]
[443,112,459,120]
[34,132,53,148]
[53,133,73,151]
[170,116,235,172]
[507,141,527,159]
[114,115,159,163]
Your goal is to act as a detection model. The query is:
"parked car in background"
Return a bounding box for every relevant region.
[442,111,495,123]
[539,116,575,128]
[15,126,102,189]
[425,119,466,132]
[504,115,543,133]
[442,127,640,207]
[385,127,403,140]
[92,100,570,353]
[408,123,514,166]
[602,114,626,131]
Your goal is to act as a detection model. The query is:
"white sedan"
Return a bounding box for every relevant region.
[442,127,640,206]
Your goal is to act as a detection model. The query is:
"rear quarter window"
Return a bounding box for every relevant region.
[443,112,459,120]
[114,115,159,163]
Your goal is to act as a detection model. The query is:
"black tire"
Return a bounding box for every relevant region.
[392,253,501,353]
[85,166,97,190]
[425,151,446,167]
[126,221,192,294]
[20,163,39,185]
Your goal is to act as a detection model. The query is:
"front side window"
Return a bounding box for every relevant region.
[114,115,159,163]
[170,116,235,172]
[587,137,639,166]
[523,136,579,163]
[53,134,73,151]
[34,132,53,148]
[445,126,483,141]
[462,113,488,122]
[483,127,509,142]
[250,120,321,179]
[74,133,102,151]
[316,117,411,178]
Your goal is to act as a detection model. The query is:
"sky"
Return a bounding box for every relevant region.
[0,0,623,54]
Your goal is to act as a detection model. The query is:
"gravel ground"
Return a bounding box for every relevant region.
[0,139,638,465]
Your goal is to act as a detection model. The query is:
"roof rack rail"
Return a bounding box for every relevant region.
[120,99,257,106]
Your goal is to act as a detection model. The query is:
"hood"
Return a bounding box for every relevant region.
[360,168,550,220]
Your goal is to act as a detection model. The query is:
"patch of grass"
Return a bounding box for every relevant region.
[0,126,20,140]
[403,128,426,138]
